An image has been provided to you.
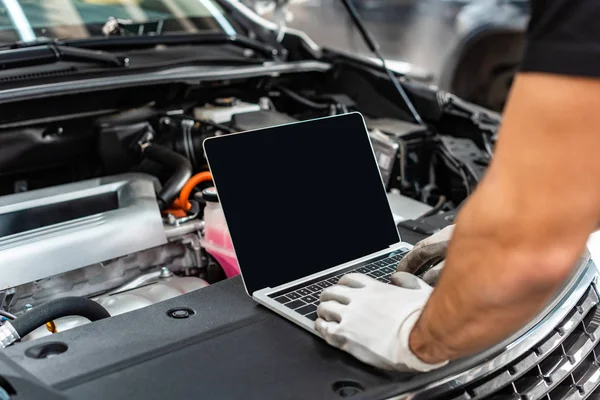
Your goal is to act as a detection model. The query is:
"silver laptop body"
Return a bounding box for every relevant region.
[252,244,412,334]
[203,112,414,336]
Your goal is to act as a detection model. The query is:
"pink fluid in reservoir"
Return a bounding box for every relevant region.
[200,187,240,278]
[203,224,240,278]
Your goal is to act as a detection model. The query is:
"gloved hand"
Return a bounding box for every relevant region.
[315,272,449,372]
[396,224,455,285]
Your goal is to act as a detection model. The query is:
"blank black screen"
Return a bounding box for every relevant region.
[203,113,400,294]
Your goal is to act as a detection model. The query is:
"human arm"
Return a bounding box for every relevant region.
[409,72,600,363]
[315,0,600,371]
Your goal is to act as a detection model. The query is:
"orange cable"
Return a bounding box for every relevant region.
[179,171,213,211]
[163,208,188,218]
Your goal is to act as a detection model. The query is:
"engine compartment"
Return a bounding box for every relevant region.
[0,62,499,344]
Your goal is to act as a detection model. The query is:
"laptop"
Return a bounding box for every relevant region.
[203,112,413,334]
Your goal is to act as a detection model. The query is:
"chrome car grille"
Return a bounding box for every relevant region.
[443,285,600,400]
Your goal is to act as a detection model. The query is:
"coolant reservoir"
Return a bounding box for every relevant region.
[200,187,240,278]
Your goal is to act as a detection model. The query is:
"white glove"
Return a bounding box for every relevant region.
[315,272,449,372]
[396,224,455,285]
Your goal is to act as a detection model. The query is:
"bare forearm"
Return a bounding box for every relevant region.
[409,73,600,363]
[409,188,587,363]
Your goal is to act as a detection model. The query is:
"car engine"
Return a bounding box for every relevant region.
[0,71,500,344]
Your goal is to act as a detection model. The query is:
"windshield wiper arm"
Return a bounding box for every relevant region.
[0,43,127,69]
[60,33,283,61]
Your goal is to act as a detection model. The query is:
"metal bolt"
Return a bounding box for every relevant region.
[160,267,173,278]
[161,117,172,127]
[167,308,195,319]
[166,213,177,226]
[172,310,188,318]
[24,304,32,312]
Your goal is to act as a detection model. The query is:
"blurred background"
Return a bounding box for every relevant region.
[0,0,529,112]
[254,0,529,112]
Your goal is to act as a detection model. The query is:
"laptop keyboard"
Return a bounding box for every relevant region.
[272,252,407,322]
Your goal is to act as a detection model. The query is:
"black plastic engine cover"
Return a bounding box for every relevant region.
[0,227,437,400]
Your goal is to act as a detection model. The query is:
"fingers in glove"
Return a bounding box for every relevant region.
[397,225,454,273]
[413,256,445,277]
[320,285,355,305]
[338,273,378,288]
[315,318,346,348]
[397,237,431,270]
[390,271,432,290]
[390,271,421,289]
[396,243,447,275]
[422,261,445,286]
[317,300,346,322]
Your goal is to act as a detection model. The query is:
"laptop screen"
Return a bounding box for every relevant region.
[203,112,400,294]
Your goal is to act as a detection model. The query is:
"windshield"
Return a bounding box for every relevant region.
[0,0,241,44]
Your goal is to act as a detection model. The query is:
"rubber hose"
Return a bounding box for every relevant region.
[11,297,110,338]
[144,144,193,211]
[275,85,329,110]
